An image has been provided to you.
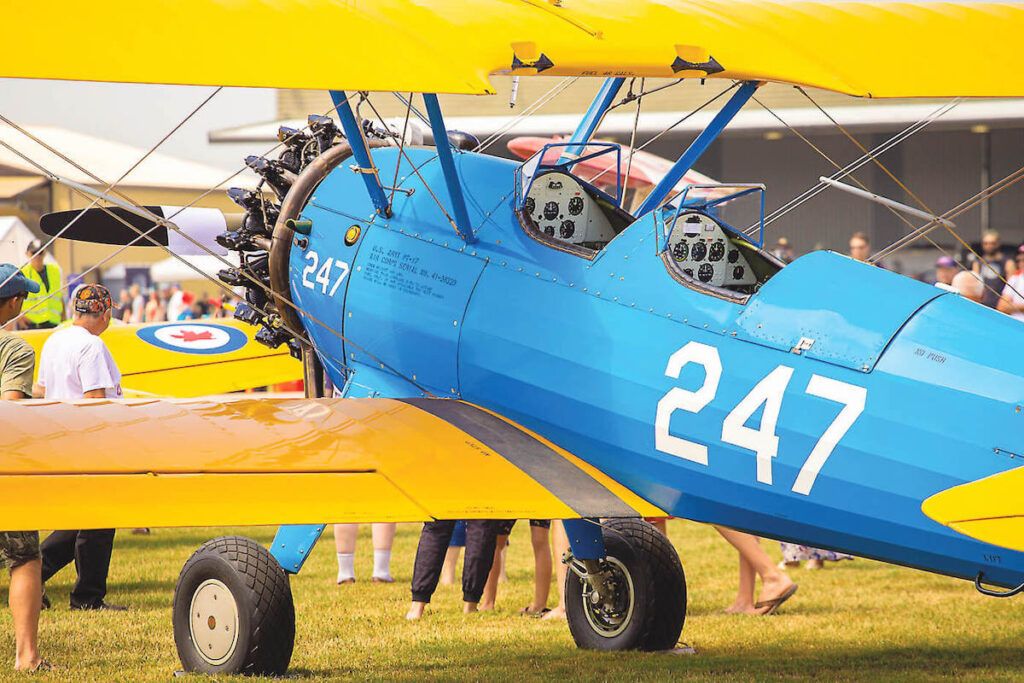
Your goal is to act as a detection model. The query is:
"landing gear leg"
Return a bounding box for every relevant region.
[564,518,686,651]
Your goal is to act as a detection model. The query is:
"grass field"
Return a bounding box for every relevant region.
[1,520,1021,681]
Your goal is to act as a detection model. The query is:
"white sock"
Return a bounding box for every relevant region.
[372,549,392,581]
[336,553,355,583]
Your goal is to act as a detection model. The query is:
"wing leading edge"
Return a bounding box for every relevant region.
[0,397,662,530]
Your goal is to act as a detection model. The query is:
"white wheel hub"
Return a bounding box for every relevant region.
[189,579,240,665]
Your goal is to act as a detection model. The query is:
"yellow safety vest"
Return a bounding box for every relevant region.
[21,263,63,326]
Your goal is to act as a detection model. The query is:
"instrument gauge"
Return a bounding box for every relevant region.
[733,265,745,280]
[671,240,689,261]
[698,263,714,283]
[709,241,725,261]
[683,268,694,278]
[727,248,739,263]
[524,197,535,216]
[543,225,555,237]
[568,196,584,216]
[691,241,707,261]
[559,220,575,239]
[543,201,558,220]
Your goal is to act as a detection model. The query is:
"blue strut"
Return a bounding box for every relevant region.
[422,93,475,243]
[636,81,760,217]
[559,77,625,162]
[271,524,326,574]
[330,90,391,218]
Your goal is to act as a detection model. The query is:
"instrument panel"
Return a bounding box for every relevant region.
[524,172,617,246]
[666,212,756,289]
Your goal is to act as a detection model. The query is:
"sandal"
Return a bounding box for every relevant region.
[754,583,798,615]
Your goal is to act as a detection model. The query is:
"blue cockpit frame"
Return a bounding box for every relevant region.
[514,141,624,213]
[658,183,767,253]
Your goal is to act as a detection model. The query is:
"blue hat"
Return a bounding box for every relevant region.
[0,263,41,298]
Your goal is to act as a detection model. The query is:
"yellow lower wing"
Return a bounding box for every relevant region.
[17,320,301,397]
[0,397,662,530]
[921,466,1024,552]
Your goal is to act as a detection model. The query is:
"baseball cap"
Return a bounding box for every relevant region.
[0,263,41,298]
[73,283,114,314]
[936,255,956,268]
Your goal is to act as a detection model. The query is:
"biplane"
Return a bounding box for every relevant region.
[2,0,1024,675]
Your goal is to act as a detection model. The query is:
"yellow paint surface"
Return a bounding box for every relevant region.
[921,466,1024,552]
[17,319,301,397]
[3,1,1023,97]
[0,398,663,530]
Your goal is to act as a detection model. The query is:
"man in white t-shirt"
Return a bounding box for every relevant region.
[997,248,1024,322]
[36,284,127,611]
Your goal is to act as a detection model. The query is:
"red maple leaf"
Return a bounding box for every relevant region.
[171,329,215,343]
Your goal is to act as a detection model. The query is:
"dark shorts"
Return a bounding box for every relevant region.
[448,520,467,548]
[0,530,40,571]
[496,519,551,535]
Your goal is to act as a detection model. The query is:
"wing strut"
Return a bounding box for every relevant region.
[637,80,760,217]
[559,77,625,162]
[422,93,475,243]
[330,90,392,218]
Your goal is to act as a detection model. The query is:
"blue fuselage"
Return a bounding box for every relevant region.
[291,147,1024,588]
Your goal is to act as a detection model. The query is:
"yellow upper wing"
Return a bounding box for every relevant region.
[4,1,1024,97]
[18,320,301,397]
[0,397,662,530]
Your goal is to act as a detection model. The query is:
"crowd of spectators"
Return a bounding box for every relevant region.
[115,284,238,325]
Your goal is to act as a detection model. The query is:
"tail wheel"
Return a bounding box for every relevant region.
[565,518,686,651]
[172,536,295,675]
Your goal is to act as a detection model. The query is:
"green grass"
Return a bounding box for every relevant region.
[1,521,1021,681]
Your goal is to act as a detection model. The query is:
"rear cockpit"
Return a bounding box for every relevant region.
[661,208,783,301]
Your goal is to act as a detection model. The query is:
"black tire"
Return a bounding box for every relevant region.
[565,518,686,651]
[172,536,295,676]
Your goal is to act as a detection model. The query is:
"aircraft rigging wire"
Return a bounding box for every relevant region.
[473,77,579,153]
[0,104,435,394]
[359,94,462,236]
[388,93,414,209]
[585,81,740,193]
[794,87,1022,300]
[745,97,1017,301]
[0,87,223,294]
[751,99,960,233]
[622,78,643,202]
[604,79,683,113]
[391,92,431,128]
[748,97,1024,302]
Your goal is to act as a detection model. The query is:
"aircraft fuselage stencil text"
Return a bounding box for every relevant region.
[364,245,458,300]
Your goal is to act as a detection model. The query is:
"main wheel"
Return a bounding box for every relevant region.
[565,518,686,651]
[172,536,295,675]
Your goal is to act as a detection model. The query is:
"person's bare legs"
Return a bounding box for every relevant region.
[723,547,758,614]
[440,546,461,585]
[479,534,508,611]
[541,521,568,620]
[334,524,358,584]
[10,559,42,671]
[371,523,396,582]
[715,526,794,614]
[527,525,552,613]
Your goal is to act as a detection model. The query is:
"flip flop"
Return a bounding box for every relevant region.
[531,608,552,619]
[754,583,798,615]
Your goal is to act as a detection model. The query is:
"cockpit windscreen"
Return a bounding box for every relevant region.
[664,211,782,298]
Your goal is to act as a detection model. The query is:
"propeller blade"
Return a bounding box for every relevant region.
[40,207,241,256]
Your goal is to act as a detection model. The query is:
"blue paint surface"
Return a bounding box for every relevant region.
[283,145,1024,588]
